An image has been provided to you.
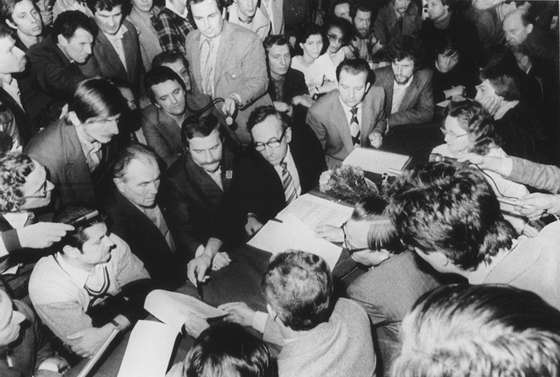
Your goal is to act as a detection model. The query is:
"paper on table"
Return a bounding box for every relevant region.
[145,290,227,331]
[247,214,342,270]
[116,320,178,377]
[276,193,353,229]
[343,147,410,175]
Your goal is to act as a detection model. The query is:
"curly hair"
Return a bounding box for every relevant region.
[386,161,515,270]
[0,153,35,212]
[445,99,499,155]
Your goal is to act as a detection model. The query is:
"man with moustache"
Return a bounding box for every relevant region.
[374,35,434,128]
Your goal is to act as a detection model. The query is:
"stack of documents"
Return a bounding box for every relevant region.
[276,193,353,229]
[343,147,410,175]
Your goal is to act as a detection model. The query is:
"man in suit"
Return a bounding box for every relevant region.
[105,144,190,289]
[307,58,386,168]
[25,78,125,210]
[142,66,216,167]
[25,11,97,129]
[260,0,283,34]
[194,105,325,284]
[374,35,434,129]
[0,23,32,144]
[163,113,236,286]
[185,0,272,145]
[82,0,144,95]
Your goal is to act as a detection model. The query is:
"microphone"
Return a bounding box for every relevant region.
[428,153,458,163]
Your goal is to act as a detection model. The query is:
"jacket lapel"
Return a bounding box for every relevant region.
[331,94,354,152]
[122,26,136,80]
[95,31,127,79]
[156,109,182,150]
[189,32,203,92]
[360,87,375,142]
[398,74,419,112]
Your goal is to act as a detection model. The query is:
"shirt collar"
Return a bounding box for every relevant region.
[55,253,91,288]
[165,0,188,19]
[104,24,128,41]
[338,97,362,113]
[0,74,13,87]
[75,123,102,154]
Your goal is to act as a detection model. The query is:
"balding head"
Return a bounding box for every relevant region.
[503,9,533,47]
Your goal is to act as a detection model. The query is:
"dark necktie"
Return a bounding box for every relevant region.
[350,106,360,145]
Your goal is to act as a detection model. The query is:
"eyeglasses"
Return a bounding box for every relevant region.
[23,180,48,199]
[341,221,369,254]
[440,127,468,139]
[253,128,288,152]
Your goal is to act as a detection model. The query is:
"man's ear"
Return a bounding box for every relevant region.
[62,244,81,259]
[5,19,17,30]
[57,34,67,47]
[526,23,533,34]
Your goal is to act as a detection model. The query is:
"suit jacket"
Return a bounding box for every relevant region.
[216,125,325,243]
[24,118,114,210]
[81,21,144,94]
[162,144,237,256]
[306,88,386,168]
[268,68,308,103]
[373,2,422,46]
[260,0,284,34]
[141,92,221,168]
[185,21,272,145]
[374,66,434,127]
[25,35,86,128]
[0,87,31,145]
[103,189,187,289]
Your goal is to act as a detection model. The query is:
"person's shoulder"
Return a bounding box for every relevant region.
[373,65,393,81]
[414,67,434,81]
[312,90,339,110]
[29,256,60,292]
[287,68,305,81]
[224,22,261,44]
[123,20,139,36]
[185,28,201,45]
[26,119,65,150]
[335,298,369,321]
[27,35,56,58]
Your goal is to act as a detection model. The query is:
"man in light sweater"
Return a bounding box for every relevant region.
[29,206,149,358]
[219,250,376,377]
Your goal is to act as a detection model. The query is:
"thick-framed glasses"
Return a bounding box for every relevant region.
[23,181,48,199]
[341,221,369,254]
[253,128,288,152]
[440,127,468,139]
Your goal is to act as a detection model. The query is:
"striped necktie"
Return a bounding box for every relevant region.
[350,106,360,145]
[281,162,297,204]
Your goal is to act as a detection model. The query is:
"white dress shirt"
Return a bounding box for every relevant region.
[104,25,128,72]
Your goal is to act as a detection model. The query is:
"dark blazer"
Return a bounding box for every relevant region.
[0,88,27,145]
[216,124,326,243]
[374,66,434,127]
[24,118,114,210]
[162,143,237,257]
[373,2,422,46]
[268,68,308,103]
[306,88,386,168]
[25,35,86,128]
[103,189,187,289]
[81,21,144,94]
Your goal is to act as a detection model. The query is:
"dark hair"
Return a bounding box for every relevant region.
[330,0,351,17]
[351,195,401,251]
[52,10,98,40]
[111,143,158,181]
[187,0,223,15]
[68,78,125,122]
[144,66,186,104]
[247,105,289,133]
[434,37,459,56]
[184,322,278,377]
[480,50,522,101]
[350,2,371,18]
[387,161,516,270]
[445,99,497,155]
[263,34,290,54]
[0,23,13,40]
[181,112,221,144]
[152,50,189,70]
[386,35,423,66]
[392,284,560,377]
[262,250,333,331]
[0,152,35,212]
[86,0,124,13]
[324,16,354,46]
[335,58,373,83]
[294,23,325,56]
[54,206,107,250]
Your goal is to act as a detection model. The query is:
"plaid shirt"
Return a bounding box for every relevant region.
[153,7,196,55]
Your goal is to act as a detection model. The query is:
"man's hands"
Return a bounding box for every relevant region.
[66,325,113,358]
[218,302,256,327]
[221,95,239,119]
[517,193,560,219]
[368,131,383,148]
[245,214,263,236]
[457,153,513,177]
[187,244,231,286]
[17,222,74,249]
[315,224,344,243]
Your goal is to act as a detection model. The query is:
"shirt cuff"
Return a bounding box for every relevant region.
[251,311,269,333]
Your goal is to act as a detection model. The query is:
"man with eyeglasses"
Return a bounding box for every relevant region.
[0,152,74,299]
[191,105,325,285]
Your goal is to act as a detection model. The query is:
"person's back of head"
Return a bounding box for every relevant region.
[392,284,560,377]
[54,206,107,251]
[184,322,278,377]
[69,77,126,123]
[387,160,516,271]
[262,250,333,331]
[52,10,98,40]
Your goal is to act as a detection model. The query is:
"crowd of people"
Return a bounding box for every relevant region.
[0,0,558,376]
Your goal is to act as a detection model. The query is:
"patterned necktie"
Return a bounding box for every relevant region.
[200,38,214,96]
[281,162,297,204]
[350,106,360,145]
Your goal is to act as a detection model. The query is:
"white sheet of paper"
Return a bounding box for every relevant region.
[276,193,353,229]
[145,290,226,331]
[247,214,342,270]
[117,320,178,377]
[343,147,410,175]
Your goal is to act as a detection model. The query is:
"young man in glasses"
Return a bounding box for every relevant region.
[187,105,325,285]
